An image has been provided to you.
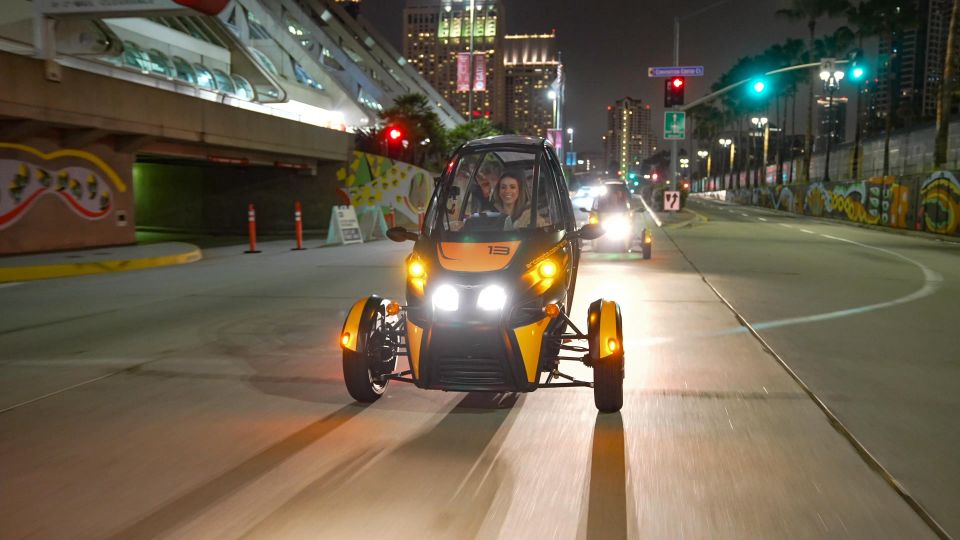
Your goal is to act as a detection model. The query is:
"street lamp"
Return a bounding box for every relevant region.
[719,138,733,190]
[751,117,769,187]
[697,149,709,188]
[819,67,844,182]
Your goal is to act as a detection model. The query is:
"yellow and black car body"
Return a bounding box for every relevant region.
[339,136,626,412]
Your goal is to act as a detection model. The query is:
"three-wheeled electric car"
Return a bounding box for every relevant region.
[581,180,653,258]
[339,136,626,412]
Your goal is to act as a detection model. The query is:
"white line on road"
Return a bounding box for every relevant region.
[741,213,749,217]
[800,228,815,234]
[780,223,794,228]
[637,194,662,227]
[0,282,23,289]
[758,218,768,222]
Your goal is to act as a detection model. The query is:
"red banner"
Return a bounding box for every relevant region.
[456,52,471,92]
[473,53,487,92]
[173,0,229,15]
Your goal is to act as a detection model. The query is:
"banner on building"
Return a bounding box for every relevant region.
[456,53,471,92]
[547,129,564,158]
[473,53,487,92]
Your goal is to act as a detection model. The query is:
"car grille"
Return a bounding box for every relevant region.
[437,356,508,390]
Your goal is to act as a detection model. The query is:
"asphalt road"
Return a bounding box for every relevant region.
[0,203,955,539]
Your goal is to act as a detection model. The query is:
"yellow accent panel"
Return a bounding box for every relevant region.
[0,143,127,192]
[0,248,201,283]
[341,298,368,351]
[599,300,619,358]
[436,241,521,272]
[406,320,424,379]
[514,317,551,383]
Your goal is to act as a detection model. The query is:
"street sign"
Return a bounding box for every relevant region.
[664,111,686,140]
[648,66,704,78]
[663,191,681,212]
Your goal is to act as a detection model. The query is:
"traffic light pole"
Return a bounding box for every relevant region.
[670,16,679,186]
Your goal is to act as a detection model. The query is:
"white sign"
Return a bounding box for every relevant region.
[326,205,363,245]
[356,207,388,241]
[663,191,681,212]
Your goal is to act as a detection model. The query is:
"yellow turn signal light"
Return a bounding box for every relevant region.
[386,301,401,316]
[643,230,653,244]
[607,338,619,352]
[538,260,558,279]
[408,260,425,278]
[340,332,351,347]
[544,303,561,318]
[588,214,599,225]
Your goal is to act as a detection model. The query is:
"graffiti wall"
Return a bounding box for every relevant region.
[335,151,434,228]
[706,170,960,237]
[0,140,134,254]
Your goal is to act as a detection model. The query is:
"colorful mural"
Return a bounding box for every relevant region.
[335,151,434,225]
[919,171,960,235]
[0,143,125,230]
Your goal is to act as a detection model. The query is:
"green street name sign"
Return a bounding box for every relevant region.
[664,111,685,140]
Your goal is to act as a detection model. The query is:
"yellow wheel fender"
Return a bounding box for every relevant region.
[340,295,386,352]
[587,299,623,361]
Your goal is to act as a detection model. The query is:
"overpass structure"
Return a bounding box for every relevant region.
[0,0,461,254]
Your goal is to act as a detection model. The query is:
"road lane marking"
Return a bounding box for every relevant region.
[636,194,662,227]
[800,228,815,234]
[0,282,22,289]
[740,213,749,217]
[758,218,768,222]
[780,223,794,228]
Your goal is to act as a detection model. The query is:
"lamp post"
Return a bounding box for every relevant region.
[719,138,733,190]
[697,149,709,190]
[548,90,558,130]
[751,117,768,187]
[819,66,844,182]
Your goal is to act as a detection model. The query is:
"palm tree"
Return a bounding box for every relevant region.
[935,0,959,168]
[379,93,448,168]
[777,0,851,182]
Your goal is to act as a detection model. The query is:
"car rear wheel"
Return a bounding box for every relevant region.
[594,353,624,413]
[642,243,652,260]
[588,300,624,413]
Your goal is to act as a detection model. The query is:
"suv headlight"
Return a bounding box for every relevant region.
[602,214,630,239]
[476,285,507,311]
[432,284,459,311]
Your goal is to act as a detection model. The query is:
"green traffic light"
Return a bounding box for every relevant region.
[752,80,766,94]
[851,66,865,80]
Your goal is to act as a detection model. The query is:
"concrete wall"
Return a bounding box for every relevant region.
[697,170,960,237]
[134,161,343,234]
[0,136,135,254]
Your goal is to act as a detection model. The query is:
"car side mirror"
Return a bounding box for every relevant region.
[387,226,418,243]
[575,222,604,240]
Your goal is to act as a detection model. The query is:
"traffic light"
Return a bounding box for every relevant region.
[749,78,768,96]
[664,76,685,107]
[387,127,403,141]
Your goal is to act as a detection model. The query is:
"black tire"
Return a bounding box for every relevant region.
[642,244,652,260]
[343,350,388,402]
[342,301,394,403]
[593,353,624,413]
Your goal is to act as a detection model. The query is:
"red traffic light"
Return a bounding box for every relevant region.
[671,77,685,89]
[387,128,402,141]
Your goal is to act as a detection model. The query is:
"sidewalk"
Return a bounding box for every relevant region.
[0,242,202,282]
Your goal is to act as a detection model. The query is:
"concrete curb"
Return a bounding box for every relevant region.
[0,246,203,283]
[662,208,705,229]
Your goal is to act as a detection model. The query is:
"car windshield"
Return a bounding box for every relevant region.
[593,185,631,212]
[435,147,563,238]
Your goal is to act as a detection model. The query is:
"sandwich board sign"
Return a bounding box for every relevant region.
[663,191,681,211]
[357,207,389,241]
[326,205,363,245]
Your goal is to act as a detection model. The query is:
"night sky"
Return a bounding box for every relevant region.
[360,0,846,153]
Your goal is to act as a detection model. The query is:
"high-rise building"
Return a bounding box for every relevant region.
[603,98,655,178]
[816,95,848,152]
[503,33,559,138]
[868,0,959,130]
[403,0,505,123]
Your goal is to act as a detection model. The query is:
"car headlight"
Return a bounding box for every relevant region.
[432,284,459,311]
[602,214,631,239]
[476,285,507,311]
